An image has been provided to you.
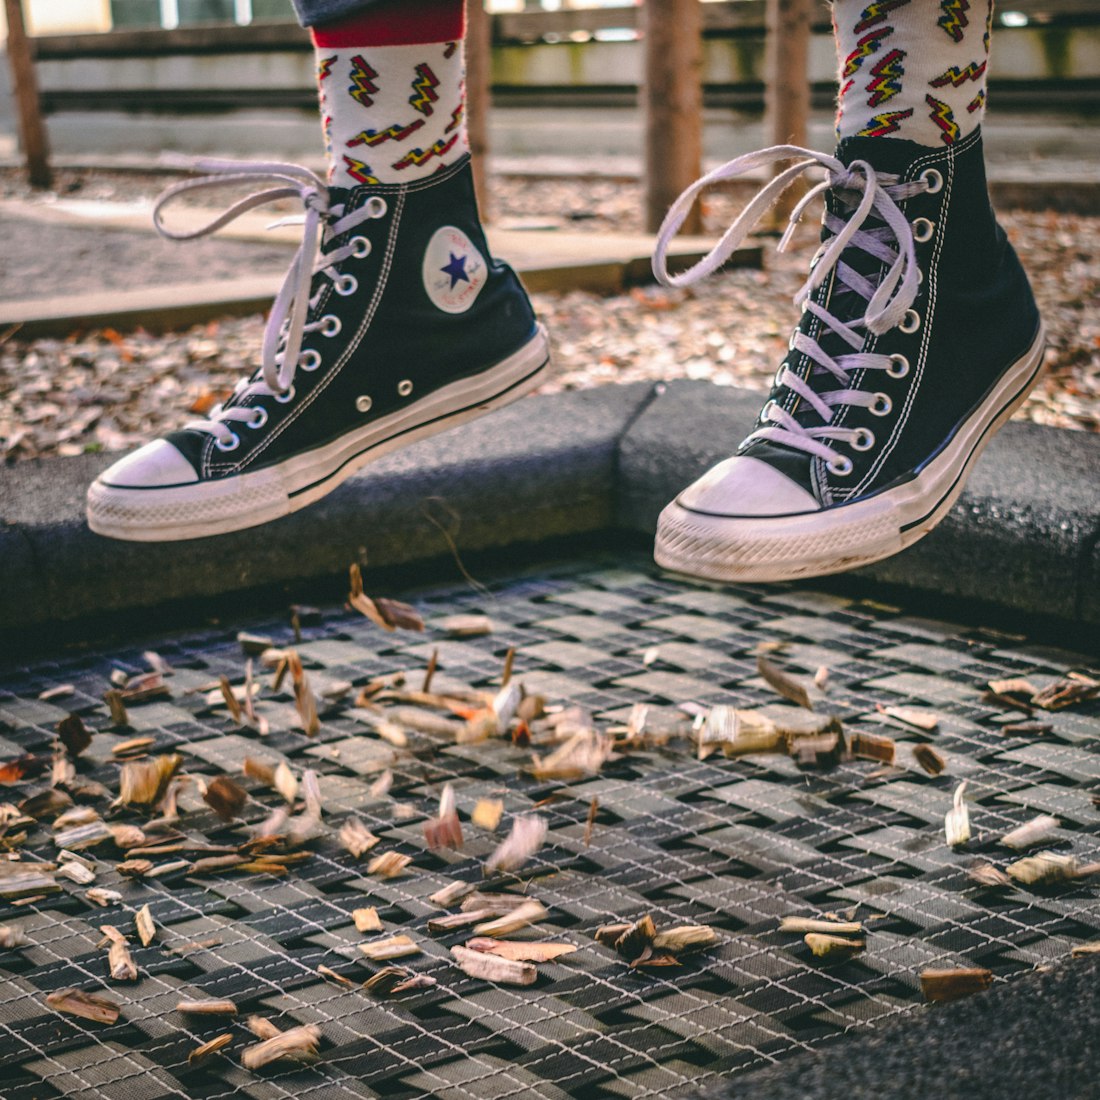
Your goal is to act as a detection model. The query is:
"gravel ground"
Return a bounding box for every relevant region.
[1,168,1097,461]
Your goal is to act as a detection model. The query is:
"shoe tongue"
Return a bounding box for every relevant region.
[834,135,927,175]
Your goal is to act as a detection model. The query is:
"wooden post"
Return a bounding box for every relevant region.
[3,0,52,190]
[642,0,703,236]
[763,0,811,224]
[465,0,492,222]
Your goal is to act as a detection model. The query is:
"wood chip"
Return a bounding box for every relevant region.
[353,907,382,933]
[472,900,550,938]
[912,744,946,775]
[318,964,354,986]
[189,1033,233,1065]
[103,690,129,728]
[1001,721,1053,736]
[176,999,238,1015]
[805,933,864,959]
[285,650,320,736]
[1071,942,1100,957]
[583,797,599,847]
[944,781,970,847]
[987,678,1039,698]
[241,1024,321,1070]
[111,736,155,758]
[19,788,73,820]
[485,814,548,876]
[57,714,93,756]
[531,729,613,781]
[1001,814,1060,850]
[429,880,475,908]
[367,851,412,878]
[612,915,657,960]
[471,799,503,832]
[243,757,276,786]
[879,705,939,731]
[920,967,992,1003]
[440,614,493,637]
[274,761,298,804]
[980,689,1033,716]
[246,1015,283,1040]
[779,917,863,936]
[968,861,1013,888]
[427,908,499,934]
[358,934,420,961]
[850,732,896,764]
[0,924,28,948]
[1006,851,1082,886]
[340,816,380,858]
[86,887,122,907]
[117,754,181,806]
[1031,673,1100,711]
[203,775,248,821]
[465,937,578,962]
[451,943,536,985]
[651,925,718,954]
[40,684,75,702]
[757,655,813,710]
[100,925,137,981]
[134,905,155,947]
[46,988,119,1024]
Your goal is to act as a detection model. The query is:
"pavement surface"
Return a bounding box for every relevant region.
[0,551,1098,1099]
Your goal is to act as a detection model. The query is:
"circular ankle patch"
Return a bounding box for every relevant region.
[422,226,488,314]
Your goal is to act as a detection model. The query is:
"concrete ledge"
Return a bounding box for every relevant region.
[1,380,1097,643]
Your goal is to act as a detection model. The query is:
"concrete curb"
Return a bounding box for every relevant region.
[1,380,1097,642]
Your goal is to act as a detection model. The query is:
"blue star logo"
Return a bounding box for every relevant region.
[441,251,470,290]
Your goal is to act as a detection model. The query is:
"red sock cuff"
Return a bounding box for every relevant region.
[311,0,465,48]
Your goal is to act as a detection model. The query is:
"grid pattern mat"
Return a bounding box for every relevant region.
[1,555,1098,1100]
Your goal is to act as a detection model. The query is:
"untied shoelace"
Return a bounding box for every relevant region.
[152,157,386,448]
[652,145,930,469]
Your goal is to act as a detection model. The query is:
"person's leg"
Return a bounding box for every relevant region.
[86,0,549,542]
[654,0,1042,582]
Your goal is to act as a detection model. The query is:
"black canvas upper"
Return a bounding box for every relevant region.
[740,128,1041,507]
[164,155,538,480]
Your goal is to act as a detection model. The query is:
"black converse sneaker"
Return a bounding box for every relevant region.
[652,128,1044,582]
[86,156,549,542]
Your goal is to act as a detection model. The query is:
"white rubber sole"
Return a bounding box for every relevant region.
[654,325,1046,583]
[87,325,551,542]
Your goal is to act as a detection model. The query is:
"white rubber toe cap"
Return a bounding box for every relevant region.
[97,440,199,489]
[678,455,820,517]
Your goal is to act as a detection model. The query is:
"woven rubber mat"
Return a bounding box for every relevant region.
[0,555,1098,1100]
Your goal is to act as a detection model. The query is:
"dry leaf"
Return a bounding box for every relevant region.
[367,851,412,878]
[651,925,718,954]
[176,999,238,1015]
[531,730,612,781]
[1071,942,1100,957]
[246,1016,283,1040]
[451,943,536,985]
[612,915,657,960]
[103,690,129,727]
[274,762,298,805]
[241,1024,321,1070]
[945,781,970,847]
[583,797,599,847]
[134,904,155,947]
[465,937,577,962]
[318,965,354,986]
[813,666,830,691]
[987,678,1040,699]
[1031,673,1099,711]
[472,899,549,938]
[805,933,864,959]
[57,714,93,757]
[353,907,382,933]
[340,817,380,858]
[1006,851,1082,886]
[1001,814,1060,850]
[0,924,28,949]
[968,862,1012,889]
[18,788,73,820]
[358,934,420,961]
[920,967,992,1003]
[243,757,276,786]
[100,925,137,981]
[189,1033,233,1065]
[39,684,75,701]
[757,655,813,709]
[285,650,320,736]
[218,676,243,725]
[46,988,119,1024]
[117,754,181,807]
[424,783,464,851]
[0,754,50,784]
[485,814,547,875]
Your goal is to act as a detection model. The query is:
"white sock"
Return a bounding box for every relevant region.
[315,40,468,187]
[834,0,992,146]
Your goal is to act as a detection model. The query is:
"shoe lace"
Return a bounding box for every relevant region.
[152,157,386,446]
[652,144,929,467]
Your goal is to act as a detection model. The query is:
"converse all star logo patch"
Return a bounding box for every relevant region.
[422,226,487,314]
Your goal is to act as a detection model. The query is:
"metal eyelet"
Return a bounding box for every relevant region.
[275,384,296,404]
[247,407,268,430]
[334,274,358,296]
[912,217,935,243]
[215,433,240,452]
[851,427,875,452]
[760,399,777,423]
[774,364,786,387]
[920,167,943,194]
[397,379,414,397]
[351,235,371,258]
[870,393,893,417]
[899,309,921,334]
[365,196,388,219]
[827,455,854,476]
[788,327,799,351]
[299,349,322,371]
[887,353,910,379]
[355,394,373,413]
[320,315,341,338]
